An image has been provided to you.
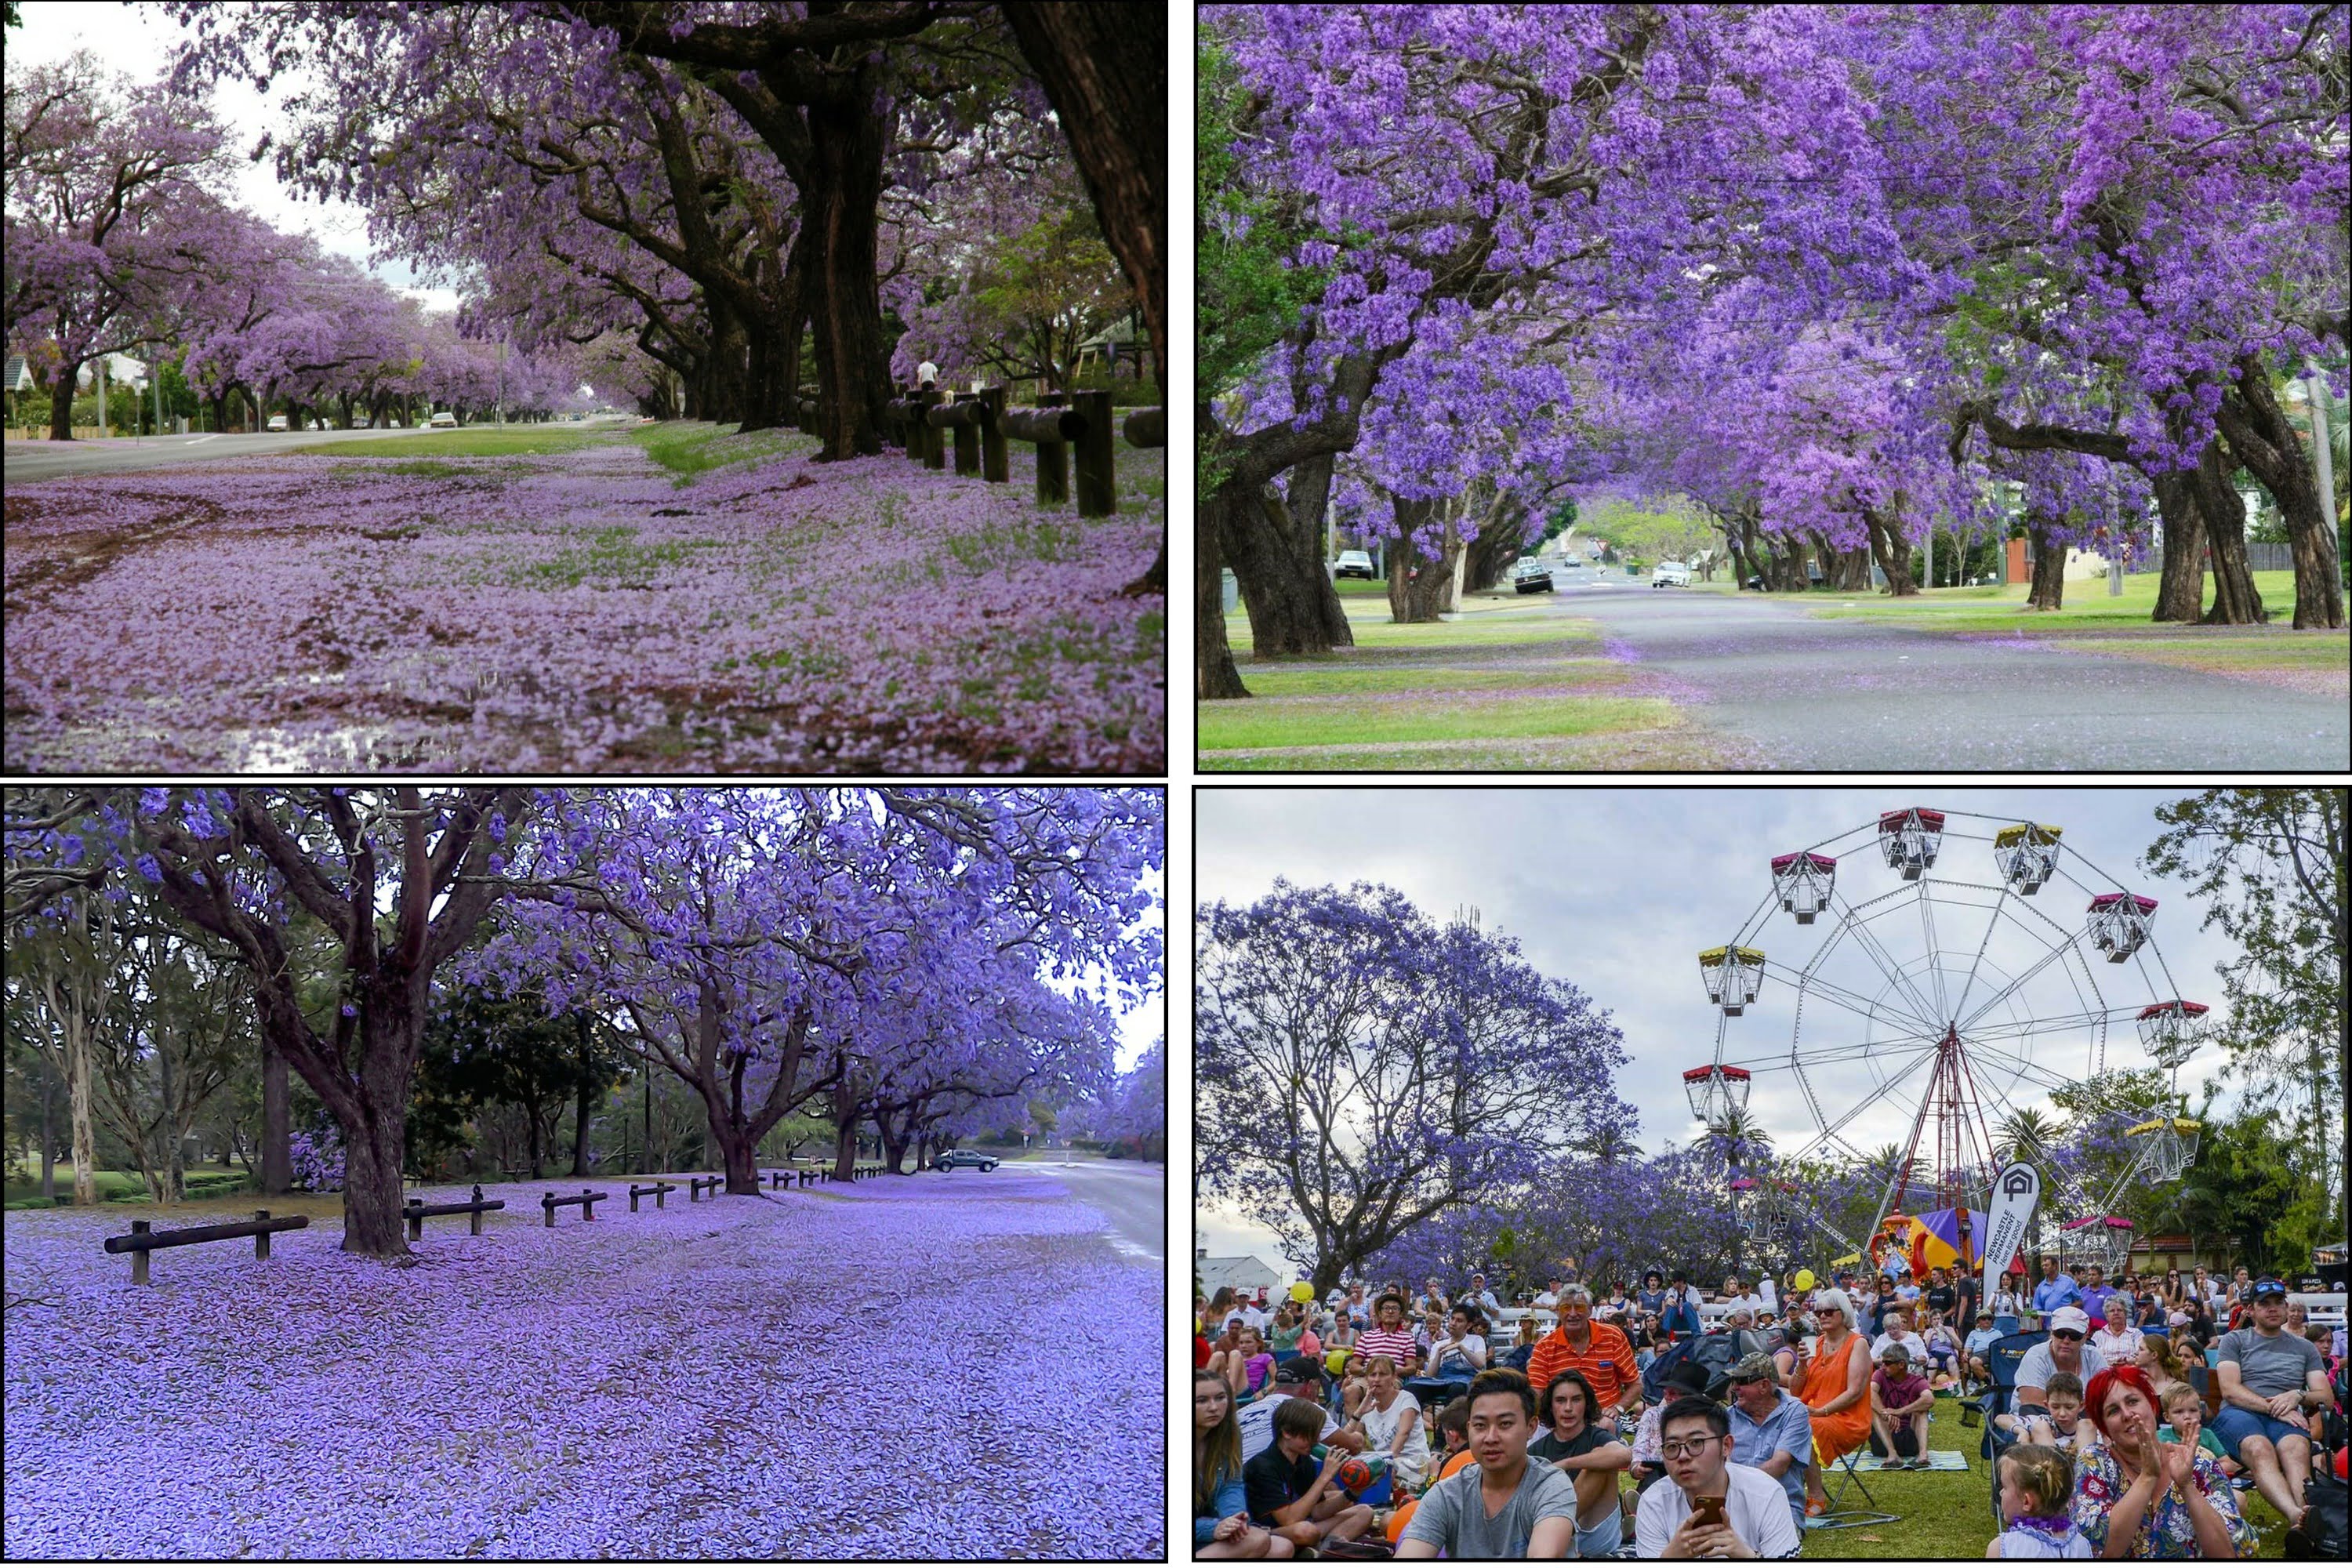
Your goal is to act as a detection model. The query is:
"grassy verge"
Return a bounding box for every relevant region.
[1200,597,1707,768]
[1793,1387,2294,1559]
[304,427,616,458]
[627,420,824,484]
[1791,569,2307,632]
[4,1163,254,1209]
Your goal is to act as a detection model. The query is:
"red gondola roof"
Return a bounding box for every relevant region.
[2089,893,2159,913]
[2137,1000,2209,1019]
[2061,1215,2135,1232]
[1879,808,1945,829]
[1769,851,1837,872]
[1680,1065,1752,1080]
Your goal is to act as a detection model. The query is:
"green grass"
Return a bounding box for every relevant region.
[306,428,614,458]
[1793,569,2310,633]
[1200,692,1677,750]
[628,420,822,484]
[1203,595,1700,766]
[1788,1388,2295,1558]
[3,1162,253,1209]
[502,524,722,590]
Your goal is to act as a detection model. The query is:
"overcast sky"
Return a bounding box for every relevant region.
[1195,787,2256,1270]
[11,1,463,317]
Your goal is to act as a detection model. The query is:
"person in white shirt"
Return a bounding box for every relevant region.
[1635,1396,1802,1559]
[2087,1295,2143,1365]
[1870,1304,1930,1369]
[1461,1272,1504,1318]
[1756,1273,1779,1315]
[1534,1276,1564,1312]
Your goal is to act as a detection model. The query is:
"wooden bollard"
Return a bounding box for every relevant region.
[920,389,944,469]
[253,1210,274,1261]
[130,1219,151,1286]
[1036,391,1069,506]
[1073,388,1115,517]
[979,385,1007,482]
[952,392,980,475]
[1122,405,1165,448]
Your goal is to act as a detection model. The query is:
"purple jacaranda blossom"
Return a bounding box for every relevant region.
[2,1173,1161,1559]
[5,439,1164,773]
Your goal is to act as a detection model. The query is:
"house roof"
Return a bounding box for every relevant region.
[1195,1252,1285,1294]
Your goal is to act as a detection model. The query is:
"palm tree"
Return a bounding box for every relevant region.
[1707,1107,1775,1174]
[1994,1108,2060,1167]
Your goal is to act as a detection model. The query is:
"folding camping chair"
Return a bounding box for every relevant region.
[1981,1329,2049,1526]
[1807,1432,1898,1530]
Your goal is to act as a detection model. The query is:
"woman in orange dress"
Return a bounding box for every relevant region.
[1791,1285,1874,1517]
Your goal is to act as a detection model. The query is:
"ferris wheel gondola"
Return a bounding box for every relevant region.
[1688,807,2209,1264]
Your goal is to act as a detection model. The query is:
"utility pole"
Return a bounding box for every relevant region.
[96,353,110,438]
[496,337,507,426]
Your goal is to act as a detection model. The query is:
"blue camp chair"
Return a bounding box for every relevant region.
[1981,1329,2049,1525]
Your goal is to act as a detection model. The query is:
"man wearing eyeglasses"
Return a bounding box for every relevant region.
[2011,1305,2107,1438]
[1634,1395,1803,1559]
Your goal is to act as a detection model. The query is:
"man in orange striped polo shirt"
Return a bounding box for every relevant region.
[1526,1286,1642,1419]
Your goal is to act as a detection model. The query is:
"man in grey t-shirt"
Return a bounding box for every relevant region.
[2212,1279,2332,1529]
[1398,1369,1577,1559]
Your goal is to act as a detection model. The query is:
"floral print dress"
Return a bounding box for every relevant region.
[2069,1443,2255,1559]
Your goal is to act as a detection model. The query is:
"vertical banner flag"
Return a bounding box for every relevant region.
[1981,1162,2041,1308]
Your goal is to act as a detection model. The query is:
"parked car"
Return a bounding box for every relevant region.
[932,1149,1000,1171]
[1651,560,1692,587]
[351,417,371,428]
[1511,557,1555,593]
[265,415,289,432]
[427,411,458,428]
[1333,549,1377,580]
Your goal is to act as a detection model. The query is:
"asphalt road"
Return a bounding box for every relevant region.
[1550,587,2350,769]
[1,418,630,483]
[1028,1158,1165,1264]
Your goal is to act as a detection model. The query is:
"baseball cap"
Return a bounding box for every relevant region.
[2168,1309,2192,1327]
[1273,1359,1320,1386]
[1976,1309,1994,1322]
[2049,1307,2091,1334]
[2252,1278,2288,1300]
[1728,1352,1779,1383]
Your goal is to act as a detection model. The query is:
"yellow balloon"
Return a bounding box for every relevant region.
[1290,1282,1316,1303]
[1794,1269,1817,1291]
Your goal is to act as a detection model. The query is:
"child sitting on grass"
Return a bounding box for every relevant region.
[1988,1443,2092,1558]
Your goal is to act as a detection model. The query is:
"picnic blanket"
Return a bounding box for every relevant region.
[1849,1449,1970,1472]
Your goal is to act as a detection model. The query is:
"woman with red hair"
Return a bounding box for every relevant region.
[2067,1364,2252,1558]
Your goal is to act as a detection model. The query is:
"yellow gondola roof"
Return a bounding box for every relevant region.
[1698,946,1765,964]
[1994,822,2063,846]
[2125,1116,2201,1136]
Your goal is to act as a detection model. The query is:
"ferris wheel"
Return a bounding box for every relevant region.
[1684,807,2210,1277]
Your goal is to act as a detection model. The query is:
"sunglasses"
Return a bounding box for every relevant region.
[2052,1330,2085,1341]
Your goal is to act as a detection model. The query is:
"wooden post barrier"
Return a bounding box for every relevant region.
[1123,406,1166,449]
[1072,389,1115,517]
[403,1184,506,1240]
[688,1175,724,1201]
[629,1181,678,1212]
[978,385,1008,482]
[540,1189,608,1226]
[103,1210,310,1287]
[951,392,981,475]
[919,389,945,469]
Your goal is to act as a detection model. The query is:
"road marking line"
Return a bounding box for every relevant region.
[1106,1235,1161,1263]
[185,435,219,444]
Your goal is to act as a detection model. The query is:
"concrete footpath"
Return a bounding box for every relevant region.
[1560,589,2349,769]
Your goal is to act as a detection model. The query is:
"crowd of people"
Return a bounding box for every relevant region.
[1195,1256,2346,1559]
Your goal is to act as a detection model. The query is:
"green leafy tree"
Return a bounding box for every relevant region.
[415,985,619,1181]
[2143,788,2346,1223]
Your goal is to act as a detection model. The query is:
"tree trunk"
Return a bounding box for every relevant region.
[2150,470,2205,622]
[67,1021,97,1206]
[802,68,892,460]
[338,1094,412,1258]
[1226,481,1353,655]
[261,1037,291,1196]
[2185,437,2267,624]
[2217,363,2344,630]
[48,366,79,441]
[832,1112,858,1181]
[1387,495,1460,622]
[40,1060,56,1203]
[1199,483,1250,698]
[1864,508,1918,595]
[1000,2,1166,393]
[2026,519,2067,610]
[572,1014,593,1178]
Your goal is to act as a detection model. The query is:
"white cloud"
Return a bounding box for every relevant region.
[1196,787,2263,1262]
